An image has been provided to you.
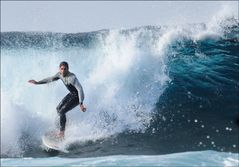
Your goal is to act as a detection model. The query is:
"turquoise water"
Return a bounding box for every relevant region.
[2,151,238,167]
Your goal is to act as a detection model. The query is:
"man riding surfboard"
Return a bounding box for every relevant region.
[28,61,86,139]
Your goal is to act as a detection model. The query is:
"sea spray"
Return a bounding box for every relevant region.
[1,27,171,157]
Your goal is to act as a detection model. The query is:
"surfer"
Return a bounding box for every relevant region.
[28,61,86,138]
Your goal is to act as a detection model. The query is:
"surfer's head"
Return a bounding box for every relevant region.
[59,61,69,77]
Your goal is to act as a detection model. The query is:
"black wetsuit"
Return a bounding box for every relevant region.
[37,72,84,131]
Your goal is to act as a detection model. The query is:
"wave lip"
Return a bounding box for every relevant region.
[1,17,238,49]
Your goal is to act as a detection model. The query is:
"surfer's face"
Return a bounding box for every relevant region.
[60,65,68,77]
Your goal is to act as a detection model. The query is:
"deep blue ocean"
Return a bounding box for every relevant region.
[1,16,238,166]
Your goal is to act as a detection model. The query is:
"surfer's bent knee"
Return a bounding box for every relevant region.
[57,106,66,115]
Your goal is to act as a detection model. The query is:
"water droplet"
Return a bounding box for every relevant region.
[152,128,155,134]
[162,116,166,121]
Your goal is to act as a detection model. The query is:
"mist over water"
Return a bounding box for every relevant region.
[1,10,238,158]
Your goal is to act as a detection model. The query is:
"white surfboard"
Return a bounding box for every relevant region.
[42,131,69,153]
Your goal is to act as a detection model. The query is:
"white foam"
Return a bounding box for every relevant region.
[1,28,171,156]
[1,151,238,166]
[192,4,237,41]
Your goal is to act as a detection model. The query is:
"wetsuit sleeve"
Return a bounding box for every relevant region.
[73,77,85,104]
[37,73,60,84]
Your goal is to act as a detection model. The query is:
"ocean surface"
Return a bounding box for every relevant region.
[1,15,239,166]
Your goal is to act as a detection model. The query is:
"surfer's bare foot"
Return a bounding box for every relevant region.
[57,131,65,140]
[55,131,65,140]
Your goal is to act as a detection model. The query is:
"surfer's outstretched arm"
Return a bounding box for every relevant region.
[28,73,60,85]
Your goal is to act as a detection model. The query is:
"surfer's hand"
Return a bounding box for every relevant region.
[80,104,86,112]
[28,80,37,84]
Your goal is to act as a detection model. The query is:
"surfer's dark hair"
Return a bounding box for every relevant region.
[59,61,69,69]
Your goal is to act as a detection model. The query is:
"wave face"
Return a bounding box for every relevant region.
[1,16,238,158]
